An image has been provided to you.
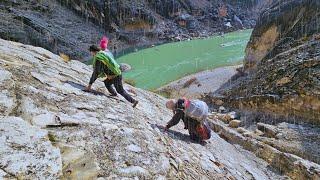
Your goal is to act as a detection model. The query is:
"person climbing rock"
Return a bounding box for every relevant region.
[164,98,211,143]
[85,45,139,108]
[99,36,131,72]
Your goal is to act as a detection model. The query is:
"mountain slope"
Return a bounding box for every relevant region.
[0,38,285,179]
[0,0,268,59]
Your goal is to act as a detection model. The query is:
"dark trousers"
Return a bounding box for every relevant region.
[183,117,202,142]
[104,75,135,103]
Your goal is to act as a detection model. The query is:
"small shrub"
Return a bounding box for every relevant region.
[48,133,57,143]
[183,77,197,88]
[59,53,70,62]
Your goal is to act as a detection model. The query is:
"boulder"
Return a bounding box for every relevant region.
[218,106,227,113]
[233,15,243,28]
[227,111,239,119]
[254,129,264,136]
[215,111,238,124]
[237,127,248,134]
[257,123,278,138]
[229,120,241,128]
[215,113,231,124]
[215,99,224,106]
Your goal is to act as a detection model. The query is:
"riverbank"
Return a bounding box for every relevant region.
[118,29,252,90]
[156,65,241,98]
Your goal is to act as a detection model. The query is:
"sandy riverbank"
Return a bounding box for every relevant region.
[157,65,241,98]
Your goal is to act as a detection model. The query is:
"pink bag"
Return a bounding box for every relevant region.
[196,123,211,140]
[100,36,109,50]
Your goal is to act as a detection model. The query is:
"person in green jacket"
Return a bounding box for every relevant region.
[85,45,138,108]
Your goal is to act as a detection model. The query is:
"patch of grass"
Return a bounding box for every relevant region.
[124,78,136,87]
[48,133,57,143]
[59,53,70,62]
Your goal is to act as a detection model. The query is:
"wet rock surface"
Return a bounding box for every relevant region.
[0,0,270,59]
[0,38,286,179]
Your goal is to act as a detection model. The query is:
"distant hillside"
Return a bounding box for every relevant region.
[0,0,269,59]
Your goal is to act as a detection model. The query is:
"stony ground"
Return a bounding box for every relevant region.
[0,38,287,179]
[208,111,320,179]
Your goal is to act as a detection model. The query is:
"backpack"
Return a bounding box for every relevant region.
[196,122,211,140]
[103,50,132,72]
[183,98,209,122]
[94,51,121,76]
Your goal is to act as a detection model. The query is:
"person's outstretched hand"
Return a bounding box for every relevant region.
[157,125,168,132]
[84,84,92,92]
[164,125,169,132]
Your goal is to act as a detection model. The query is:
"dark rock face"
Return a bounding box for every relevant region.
[0,0,105,59]
[0,0,266,59]
[244,0,320,71]
[210,0,320,125]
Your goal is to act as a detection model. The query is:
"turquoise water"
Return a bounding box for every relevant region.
[118,29,252,90]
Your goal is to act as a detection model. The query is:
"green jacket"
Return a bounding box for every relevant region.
[93,51,121,77]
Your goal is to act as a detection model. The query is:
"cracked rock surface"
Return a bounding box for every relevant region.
[0,117,62,179]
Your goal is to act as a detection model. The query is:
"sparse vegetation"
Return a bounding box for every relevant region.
[48,133,57,143]
[183,77,198,88]
[59,53,70,62]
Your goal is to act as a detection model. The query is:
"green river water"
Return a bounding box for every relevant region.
[118,29,252,90]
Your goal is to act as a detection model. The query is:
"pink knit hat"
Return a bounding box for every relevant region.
[100,36,109,50]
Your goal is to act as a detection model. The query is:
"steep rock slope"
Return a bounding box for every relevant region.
[210,0,320,125]
[0,39,285,179]
[0,0,267,59]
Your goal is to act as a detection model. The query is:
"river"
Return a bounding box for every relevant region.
[118,29,252,90]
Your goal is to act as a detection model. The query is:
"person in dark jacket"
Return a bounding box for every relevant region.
[85,45,138,108]
[164,99,209,142]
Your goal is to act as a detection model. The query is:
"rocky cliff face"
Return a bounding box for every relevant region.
[0,0,265,60]
[0,0,105,59]
[210,0,320,125]
[244,0,319,72]
[0,38,290,179]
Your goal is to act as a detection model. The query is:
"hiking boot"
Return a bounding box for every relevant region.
[132,100,139,108]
